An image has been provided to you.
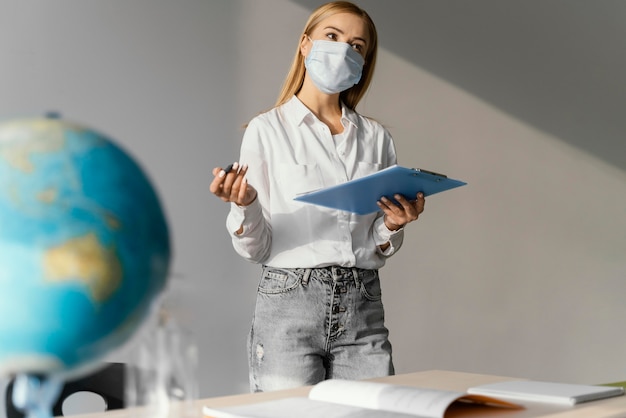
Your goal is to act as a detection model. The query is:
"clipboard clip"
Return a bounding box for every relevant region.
[414,168,448,179]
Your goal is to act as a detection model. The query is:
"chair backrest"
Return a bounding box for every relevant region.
[5,363,125,418]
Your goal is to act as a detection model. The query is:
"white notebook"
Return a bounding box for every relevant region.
[467,380,625,406]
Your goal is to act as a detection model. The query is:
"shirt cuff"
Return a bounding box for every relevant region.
[374,216,404,244]
[226,198,263,236]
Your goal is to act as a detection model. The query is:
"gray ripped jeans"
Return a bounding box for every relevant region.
[248,265,394,392]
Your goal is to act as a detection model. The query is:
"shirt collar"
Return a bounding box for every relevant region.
[286,95,359,129]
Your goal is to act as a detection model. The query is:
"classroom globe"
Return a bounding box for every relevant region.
[0,116,170,378]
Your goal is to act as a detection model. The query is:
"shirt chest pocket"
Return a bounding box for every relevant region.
[277,163,325,200]
[353,161,382,179]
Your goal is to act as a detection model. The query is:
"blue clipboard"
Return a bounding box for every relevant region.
[294,165,467,215]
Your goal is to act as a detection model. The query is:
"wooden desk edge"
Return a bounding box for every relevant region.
[65,370,626,418]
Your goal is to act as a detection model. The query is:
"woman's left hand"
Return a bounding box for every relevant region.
[377,192,425,231]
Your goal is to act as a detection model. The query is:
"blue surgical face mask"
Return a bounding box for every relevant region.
[304,37,365,94]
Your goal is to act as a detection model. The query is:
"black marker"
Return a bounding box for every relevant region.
[223,163,234,174]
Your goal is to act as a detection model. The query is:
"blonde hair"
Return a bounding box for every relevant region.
[275,1,378,110]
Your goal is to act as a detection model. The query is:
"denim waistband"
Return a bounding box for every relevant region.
[309,266,378,286]
[263,265,377,286]
[314,265,364,277]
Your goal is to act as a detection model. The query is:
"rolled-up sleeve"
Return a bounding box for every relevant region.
[373,215,404,256]
[225,118,272,264]
[226,198,272,264]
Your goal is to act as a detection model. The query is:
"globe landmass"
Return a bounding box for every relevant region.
[0,117,170,378]
[44,232,123,303]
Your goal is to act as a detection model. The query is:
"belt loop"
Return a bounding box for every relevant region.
[302,268,312,286]
[351,268,360,287]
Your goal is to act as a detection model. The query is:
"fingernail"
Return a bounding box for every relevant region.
[218,170,226,178]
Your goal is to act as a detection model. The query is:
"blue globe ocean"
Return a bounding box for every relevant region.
[0,117,170,377]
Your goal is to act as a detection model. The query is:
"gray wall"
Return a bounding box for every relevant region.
[1,0,625,413]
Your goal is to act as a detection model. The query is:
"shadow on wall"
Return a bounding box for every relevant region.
[292,0,626,170]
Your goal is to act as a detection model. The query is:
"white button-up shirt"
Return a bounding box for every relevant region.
[227,96,404,269]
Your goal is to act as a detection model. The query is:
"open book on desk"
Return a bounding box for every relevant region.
[294,165,467,215]
[203,379,522,418]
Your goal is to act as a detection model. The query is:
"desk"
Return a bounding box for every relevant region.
[69,370,626,418]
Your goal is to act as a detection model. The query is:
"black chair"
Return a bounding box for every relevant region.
[5,363,125,417]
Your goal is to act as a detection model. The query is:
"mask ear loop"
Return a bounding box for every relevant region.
[306,35,315,50]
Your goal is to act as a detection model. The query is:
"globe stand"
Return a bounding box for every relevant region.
[11,373,63,418]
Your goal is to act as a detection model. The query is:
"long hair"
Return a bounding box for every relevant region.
[275,1,378,110]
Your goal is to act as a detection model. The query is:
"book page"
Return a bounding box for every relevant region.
[203,397,417,418]
[309,380,463,418]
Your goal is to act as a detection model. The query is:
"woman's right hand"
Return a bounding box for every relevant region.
[209,162,257,206]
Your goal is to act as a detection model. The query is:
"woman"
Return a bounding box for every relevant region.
[210,1,425,392]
